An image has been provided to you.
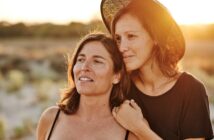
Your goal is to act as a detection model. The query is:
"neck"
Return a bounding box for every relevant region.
[132,59,172,95]
[76,94,112,121]
[138,59,165,86]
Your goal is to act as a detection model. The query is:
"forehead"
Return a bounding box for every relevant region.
[79,41,110,57]
[115,13,144,32]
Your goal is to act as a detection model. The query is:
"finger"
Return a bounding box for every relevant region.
[123,100,130,104]
[112,107,117,118]
[130,99,141,111]
[114,106,120,113]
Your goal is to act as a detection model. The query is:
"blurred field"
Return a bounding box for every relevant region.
[0,38,78,139]
[0,37,214,139]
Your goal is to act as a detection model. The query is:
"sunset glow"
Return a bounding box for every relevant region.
[160,0,214,24]
[0,0,213,25]
[0,0,101,24]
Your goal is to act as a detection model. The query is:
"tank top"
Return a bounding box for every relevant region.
[47,109,130,140]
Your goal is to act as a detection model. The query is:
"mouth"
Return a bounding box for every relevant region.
[123,55,134,60]
[79,76,94,82]
[122,53,134,59]
[123,55,132,58]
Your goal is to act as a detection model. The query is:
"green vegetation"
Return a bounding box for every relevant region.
[6,70,26,92]
[0,117,5,140]
[0,21,214,40]
[0,20,107,38]
[11,119,34,139]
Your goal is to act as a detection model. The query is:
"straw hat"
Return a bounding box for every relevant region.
[100,0,184,39]
[101,0,133,32]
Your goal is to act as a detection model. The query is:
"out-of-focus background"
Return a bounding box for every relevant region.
[0,0,214,139]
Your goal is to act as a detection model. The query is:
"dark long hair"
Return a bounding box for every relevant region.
[111,0,185,77]
[58,32,130,114]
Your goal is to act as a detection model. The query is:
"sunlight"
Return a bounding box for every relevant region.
[160,0,214,24]
[0,0,101,24]
[0,0,213,25]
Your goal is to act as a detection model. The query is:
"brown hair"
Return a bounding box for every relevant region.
[58,32,130,114]
[111,0,185,77]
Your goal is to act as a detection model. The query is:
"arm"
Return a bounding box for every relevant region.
[112,100,162,140]
[36,106,58,140]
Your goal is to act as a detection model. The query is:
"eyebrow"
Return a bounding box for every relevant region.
[78,54,106,60]
[115,30,140,35]
[125,31,141,33]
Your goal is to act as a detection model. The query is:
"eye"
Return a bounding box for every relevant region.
[76,57,85,63]
[114,35,121,45]
[94,59,103,64]
[127,34,136,39]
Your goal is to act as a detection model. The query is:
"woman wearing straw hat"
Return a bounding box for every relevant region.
[100,0,213,139]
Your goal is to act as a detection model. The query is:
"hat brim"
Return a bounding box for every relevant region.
[101,0,132,32]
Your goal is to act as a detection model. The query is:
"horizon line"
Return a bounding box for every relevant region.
[1,20,214,26]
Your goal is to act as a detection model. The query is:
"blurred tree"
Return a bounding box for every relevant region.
[0,21,214,39]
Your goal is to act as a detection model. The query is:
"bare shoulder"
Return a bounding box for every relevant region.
[42,106,59,119]
[39,106,59,125]
[36,106,59,140]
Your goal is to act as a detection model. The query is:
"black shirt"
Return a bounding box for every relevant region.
[128,72,213,140]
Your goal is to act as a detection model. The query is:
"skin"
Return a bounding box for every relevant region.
[74,41,119,96]
[37,41,138,140]
[114,14,154,72]
[112,13,204,140]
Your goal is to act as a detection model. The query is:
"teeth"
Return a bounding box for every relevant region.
[79,77,93,81]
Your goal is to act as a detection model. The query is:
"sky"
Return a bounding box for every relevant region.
[0,0,214,25]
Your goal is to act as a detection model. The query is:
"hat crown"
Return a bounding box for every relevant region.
[101,0,132,31]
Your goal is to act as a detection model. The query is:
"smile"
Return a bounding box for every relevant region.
[122,53,134,58]
[79,76,94,82]
[123,55,134,60]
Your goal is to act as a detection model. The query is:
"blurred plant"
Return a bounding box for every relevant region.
[29,61,59,81]
[6,70,25,93]
[11,118,33,140]
[11,126,26,139]
[35,79,53,102]
[22,118,34,136]
[209,96,214,105]
[0,116,6,140]
[0,71,5,90]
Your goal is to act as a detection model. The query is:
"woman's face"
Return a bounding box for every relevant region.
[115,13,154,71]
[73,41,119,96]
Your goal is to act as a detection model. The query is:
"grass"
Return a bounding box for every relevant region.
[0,117,5,140]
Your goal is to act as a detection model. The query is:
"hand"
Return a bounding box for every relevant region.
[112,99,149,132]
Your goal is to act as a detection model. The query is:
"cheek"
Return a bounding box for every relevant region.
[97,67,114,79]
[73,65,80,78]
[136,40,153,55]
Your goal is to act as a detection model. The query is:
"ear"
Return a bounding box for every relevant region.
[112,72,121,84]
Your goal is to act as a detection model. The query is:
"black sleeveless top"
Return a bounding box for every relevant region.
[47,109,130,140]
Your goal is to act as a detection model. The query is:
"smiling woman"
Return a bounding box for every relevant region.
[36,33,139,140]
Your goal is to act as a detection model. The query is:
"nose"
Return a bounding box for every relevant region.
[81,60,90,71]
[119,38,129,53]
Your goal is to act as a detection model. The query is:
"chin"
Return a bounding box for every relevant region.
[126,64,139,72]
[77,88,92,95]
